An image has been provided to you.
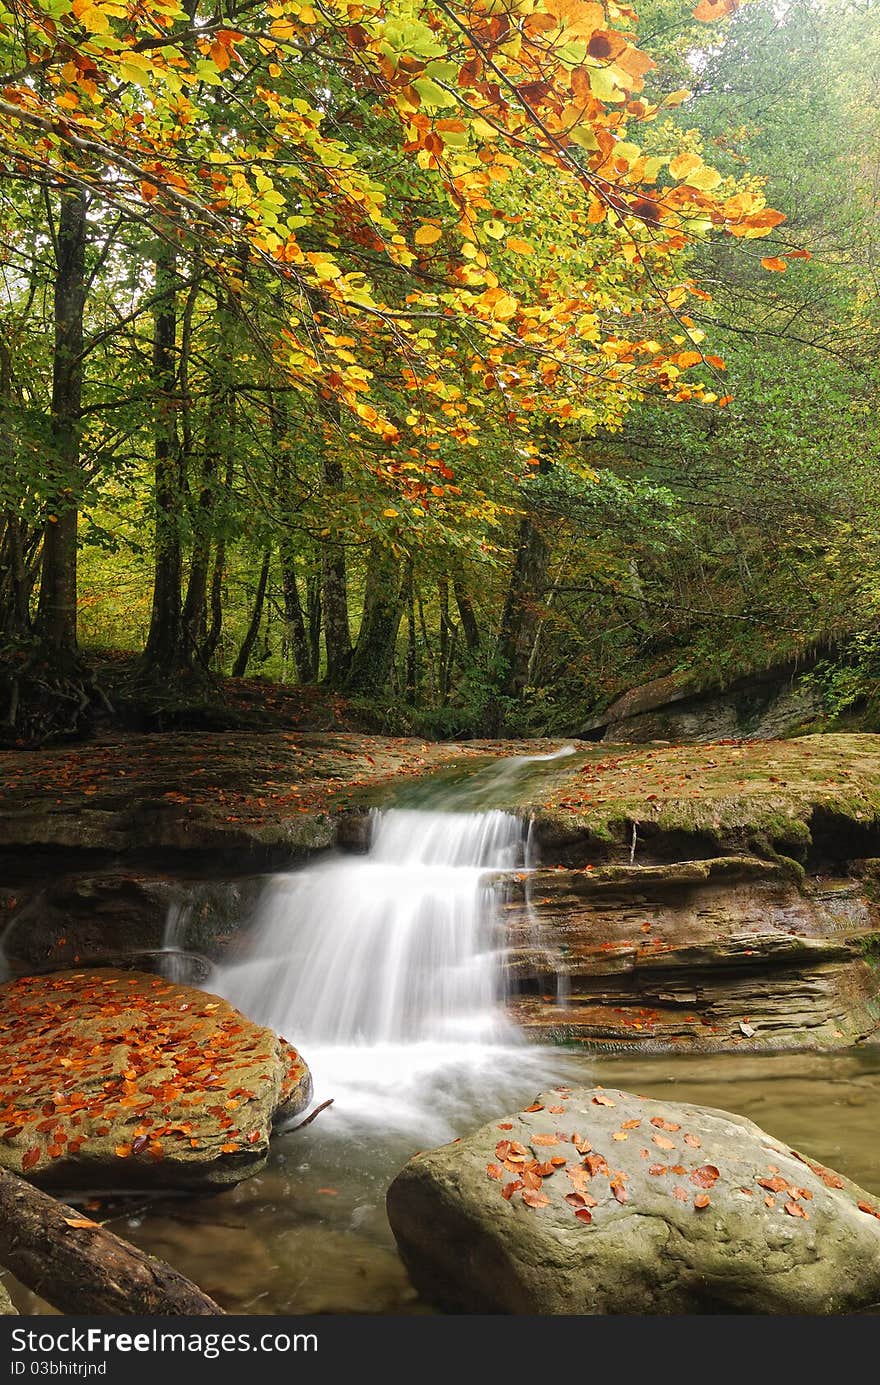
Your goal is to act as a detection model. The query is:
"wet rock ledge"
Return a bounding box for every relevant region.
[0,969,310,1189]
[500,856,880,1050]
[2,730,880,1056]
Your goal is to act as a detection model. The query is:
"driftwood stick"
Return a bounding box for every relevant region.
[287,1098,334,1132]
[0,1168,223,1315]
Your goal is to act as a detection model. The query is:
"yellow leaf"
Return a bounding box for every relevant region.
[415,224,442,245]
[668,152,702,181]
[686,165,722,191]
[383,508,399,518]
[506,237,534,255]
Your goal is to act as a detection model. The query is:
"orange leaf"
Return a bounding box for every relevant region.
[693,1193,711,1209]
[761,256,787,272]
[784,1200,808,1219]
[693,0,738,20]
[690,1165,720,1189]
[521,1188,549,1209]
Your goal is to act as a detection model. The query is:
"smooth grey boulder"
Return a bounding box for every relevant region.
[387,1085,880,1314]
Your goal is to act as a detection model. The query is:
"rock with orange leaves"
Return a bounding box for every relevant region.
[388,1085,880,1314]
[0,968,311,1190]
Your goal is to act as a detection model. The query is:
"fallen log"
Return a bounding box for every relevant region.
[0,1169,223,1315]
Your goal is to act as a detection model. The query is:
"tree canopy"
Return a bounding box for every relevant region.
[4,0,877,743]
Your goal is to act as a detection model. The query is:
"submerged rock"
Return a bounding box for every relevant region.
[387,1085,880,1314]
[0,969,310,1189]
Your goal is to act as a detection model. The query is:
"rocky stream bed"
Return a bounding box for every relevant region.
[2,730,880,1314]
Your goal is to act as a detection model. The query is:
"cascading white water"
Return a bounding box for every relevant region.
[218,808,522,1047]
[214,747,579,1138]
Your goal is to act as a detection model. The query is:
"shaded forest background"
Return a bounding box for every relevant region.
[3,0,879,744]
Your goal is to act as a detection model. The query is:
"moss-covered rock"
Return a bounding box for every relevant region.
[0,969,310,1190]
[387,1085,880,1314]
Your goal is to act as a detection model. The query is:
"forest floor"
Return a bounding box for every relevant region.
[89,649,382,735]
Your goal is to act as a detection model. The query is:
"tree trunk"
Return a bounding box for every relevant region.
[142,241,183,673]
[307,572,322,674]
[321,454,353,685]
[439,578,452,702]
[281,547,316,682]
[36,190,87,652]
[0,1168,222,1315]
[345,544,405,694]
[232,550,271,678]
[453,578,481,654]
[182,268,237,662]
[496,460,552,708]
[0,343,32,638]
[405,568,417,703]
[201,447,235,665]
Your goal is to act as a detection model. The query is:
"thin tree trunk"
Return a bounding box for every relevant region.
[496,511,550,702]
[232,551,271,678]
[405,568,417,703]
[142,241,182,673]
[417,594,437,702]
[307,572,322,674]
[182,268,237,661]
[0,343,32,637]
[439,578,452,703]
[281,547,316,682]
[201,445,235,666]
[321,454,353,685]
[36,190,86,653]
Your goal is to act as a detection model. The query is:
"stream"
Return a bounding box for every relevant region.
[9,745,880,1313]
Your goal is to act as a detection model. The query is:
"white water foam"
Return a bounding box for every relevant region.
[214,753,579,1141]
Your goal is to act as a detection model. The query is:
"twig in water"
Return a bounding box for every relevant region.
[288,1098,334,1132]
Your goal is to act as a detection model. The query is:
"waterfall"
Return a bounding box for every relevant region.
[216,807,524,1048]
[214,748,579,1137]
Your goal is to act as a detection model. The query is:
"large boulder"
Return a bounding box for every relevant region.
[0,969,311,1189]
[387,1085,880,1314]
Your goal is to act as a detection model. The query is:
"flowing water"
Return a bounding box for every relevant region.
[8,742,880,1314]
[212,748,579,1142]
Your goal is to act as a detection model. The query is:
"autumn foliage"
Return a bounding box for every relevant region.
[0,0,784,489]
